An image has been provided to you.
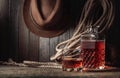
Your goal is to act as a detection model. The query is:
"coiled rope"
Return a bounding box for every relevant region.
[50,0,115,61]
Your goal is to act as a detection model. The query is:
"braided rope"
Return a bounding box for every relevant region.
[50,0,115,61]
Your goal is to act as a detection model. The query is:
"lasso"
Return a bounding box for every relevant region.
[50,0,115,61]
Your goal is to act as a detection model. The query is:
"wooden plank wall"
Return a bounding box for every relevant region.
[6,0,84,62]
[0,0,9,60]
[0,0,120,67]
[106,0,120,67]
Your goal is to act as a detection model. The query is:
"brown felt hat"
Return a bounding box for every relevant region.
[23,0,70,38]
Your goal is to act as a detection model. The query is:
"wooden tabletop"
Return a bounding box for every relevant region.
[0,65,120,78]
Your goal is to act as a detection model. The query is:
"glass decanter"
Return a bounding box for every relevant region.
[80,26,105,69]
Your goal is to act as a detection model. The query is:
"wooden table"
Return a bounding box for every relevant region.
[0,65,120,78]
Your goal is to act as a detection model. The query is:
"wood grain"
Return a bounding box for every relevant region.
[29,32,39,61]
[0,0,9,60]
[8,0,20,61]
[18,0,29,61]
[39,37,50,62]
[0,66,120,78]
[1,0,120,67]
[49,37,59,62]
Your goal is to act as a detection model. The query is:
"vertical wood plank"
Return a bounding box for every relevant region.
[28,32,39,61]
[69,26,75,38]
[0,0,9,60]
[49,37,59,62]
[58,29,70,50]
[18,0,29,62]
[106,0,120,66]
[39,37,50,62]
[8,0,20,61]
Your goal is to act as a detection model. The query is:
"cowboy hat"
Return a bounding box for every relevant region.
[23,0,71,38]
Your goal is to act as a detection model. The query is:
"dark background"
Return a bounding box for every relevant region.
[0,0,120,67]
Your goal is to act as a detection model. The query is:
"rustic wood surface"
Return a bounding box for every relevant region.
[0,0,120,67]
[0,65,120,78]
[0,0,9,60]
[5,0,81,62]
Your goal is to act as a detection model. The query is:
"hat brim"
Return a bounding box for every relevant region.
[23,0,70,38]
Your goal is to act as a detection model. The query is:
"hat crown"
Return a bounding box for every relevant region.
[37,0,56,19]
[30,0,61,28]
[23,0,71,38]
